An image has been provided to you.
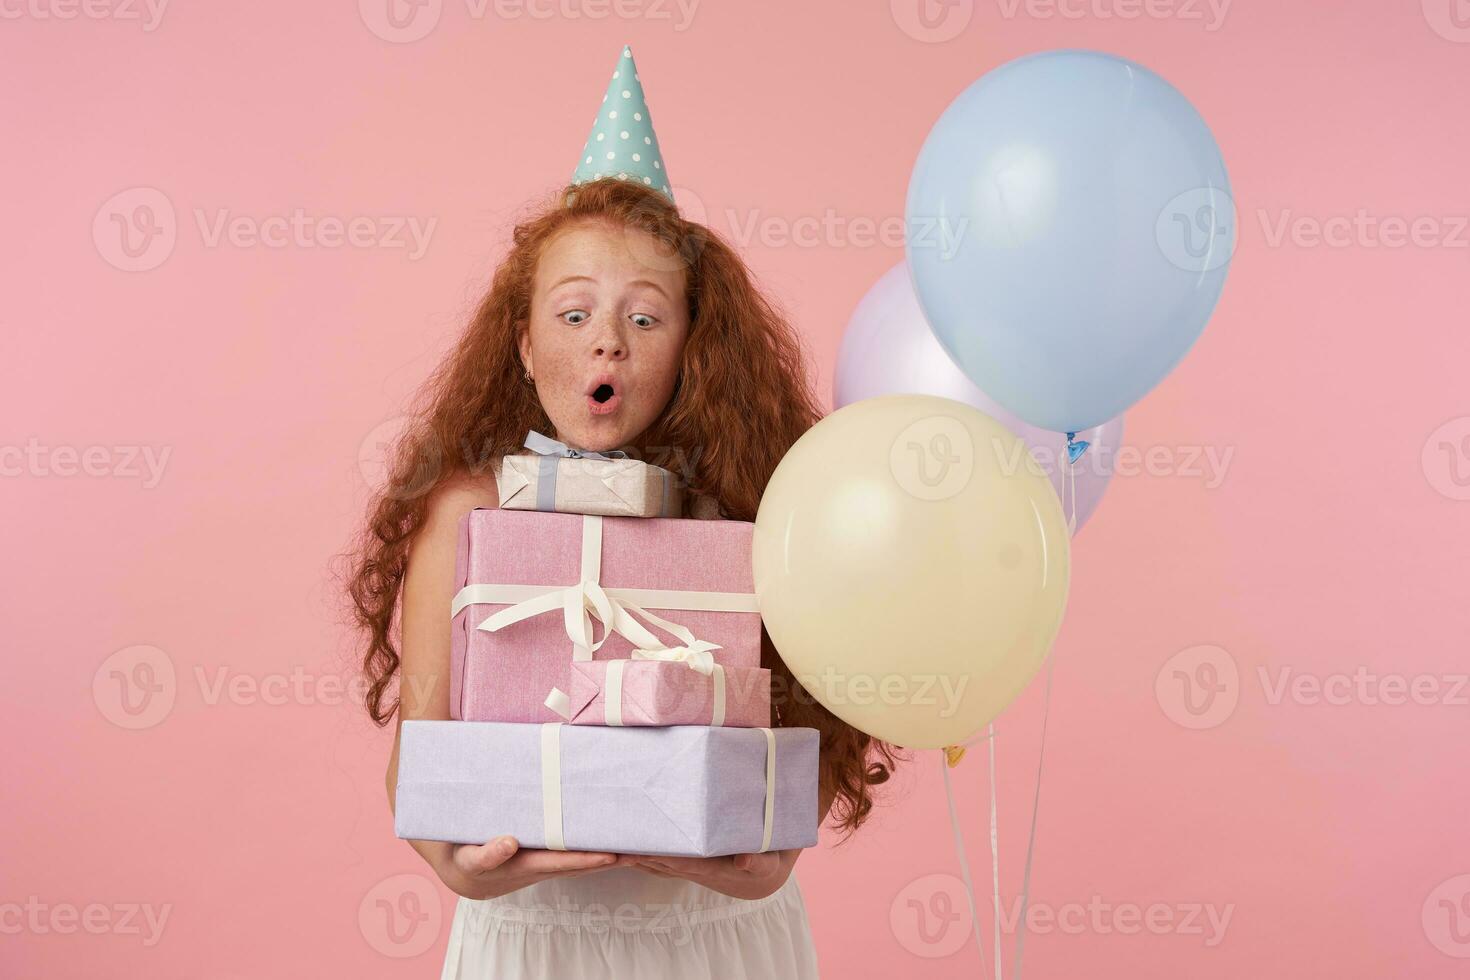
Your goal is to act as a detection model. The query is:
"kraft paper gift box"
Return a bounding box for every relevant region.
[393,720,819,857]
[552,658,772,728]
[450,507,763,722]
[498,431,683,518]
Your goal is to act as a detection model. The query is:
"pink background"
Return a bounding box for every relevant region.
[4,1,1469,977]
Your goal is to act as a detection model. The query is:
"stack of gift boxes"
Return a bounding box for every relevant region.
[394,433,820,858]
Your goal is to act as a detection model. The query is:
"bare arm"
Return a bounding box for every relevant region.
[385,471,625,899]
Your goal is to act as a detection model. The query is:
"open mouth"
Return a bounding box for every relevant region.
[587,379,621,415]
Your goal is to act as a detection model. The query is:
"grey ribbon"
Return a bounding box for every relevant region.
[523,430,629,512]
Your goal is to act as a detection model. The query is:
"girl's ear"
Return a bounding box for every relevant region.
[515,320,533,377]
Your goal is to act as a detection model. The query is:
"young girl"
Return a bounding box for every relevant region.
[346,100,900,978]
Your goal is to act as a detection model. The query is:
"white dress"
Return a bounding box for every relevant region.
[439,866,820,979]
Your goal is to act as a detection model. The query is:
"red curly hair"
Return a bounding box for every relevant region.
[344,177,901,835]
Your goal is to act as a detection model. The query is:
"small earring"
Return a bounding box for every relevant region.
[523,371,534,385]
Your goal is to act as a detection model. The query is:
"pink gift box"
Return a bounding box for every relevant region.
[555,659,772,728]
[450,508,762,723]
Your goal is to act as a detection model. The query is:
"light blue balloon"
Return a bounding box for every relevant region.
[905,50,1234,434]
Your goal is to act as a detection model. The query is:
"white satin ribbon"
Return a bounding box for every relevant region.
[450,515,757,666]
[759,727,776,853]
[630,645,717,673]
[710,664,726,727]
[541,723,565,851]
[604,659,626,726]
[1064,453,1078,535]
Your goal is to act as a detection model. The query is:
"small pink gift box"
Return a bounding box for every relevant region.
[450,508,762,723]
[551,658,772,728]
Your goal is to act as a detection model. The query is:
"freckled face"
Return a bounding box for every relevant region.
[518,222,690,453]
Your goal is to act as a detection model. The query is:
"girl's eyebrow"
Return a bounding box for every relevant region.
[547,275,671,301]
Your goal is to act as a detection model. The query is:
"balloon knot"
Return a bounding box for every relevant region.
[1065,432,1090,464]
[943,745,967,768]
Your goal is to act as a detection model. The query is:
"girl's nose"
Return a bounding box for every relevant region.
[591,318,627,359]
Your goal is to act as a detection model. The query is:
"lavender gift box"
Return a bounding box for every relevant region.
[393,721,819,857]
[551,658,772,728]
[498,431,683,519]
[450,508,762,723]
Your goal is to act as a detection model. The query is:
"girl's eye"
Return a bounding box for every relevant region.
[561,310,589,325]
[630,313,656,328]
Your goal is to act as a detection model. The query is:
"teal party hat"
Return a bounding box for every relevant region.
[571,46,672,201]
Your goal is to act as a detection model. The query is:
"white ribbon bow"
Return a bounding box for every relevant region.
[629,644,718,674]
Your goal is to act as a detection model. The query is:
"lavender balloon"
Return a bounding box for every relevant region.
[834,263,1123,532]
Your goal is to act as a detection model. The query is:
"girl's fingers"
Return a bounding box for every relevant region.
[455,836,520,874]
[514,849,621,875]
[732,851,780,876]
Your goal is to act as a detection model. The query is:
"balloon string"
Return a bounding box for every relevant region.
[988,723,1002,980]
[942,755,993,980]
[1064,433,1080,534]
[1013,653,1056,979]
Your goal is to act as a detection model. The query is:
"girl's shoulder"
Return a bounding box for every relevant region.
[685,489,726,521]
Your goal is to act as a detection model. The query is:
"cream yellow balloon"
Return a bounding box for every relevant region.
[754,395,1071,749]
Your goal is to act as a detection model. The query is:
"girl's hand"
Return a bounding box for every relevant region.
[633,849,799,900]
[433,836,631,900]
